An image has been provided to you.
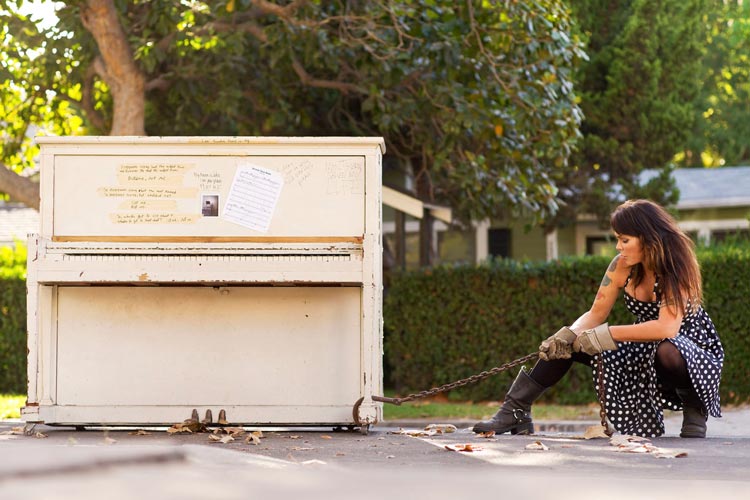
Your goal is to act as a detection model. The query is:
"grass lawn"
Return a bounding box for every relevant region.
[0,393,601,422]
[381,396,602,421]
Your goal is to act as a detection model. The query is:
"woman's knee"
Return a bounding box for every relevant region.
[655,340,690,386]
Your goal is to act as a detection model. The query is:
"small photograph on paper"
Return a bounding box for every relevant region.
[222,164,284,233]
[201,194,219,217]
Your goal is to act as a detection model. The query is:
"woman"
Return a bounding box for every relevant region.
[473,199,724,438]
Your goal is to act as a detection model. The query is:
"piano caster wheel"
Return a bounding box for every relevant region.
[359,424,370,436]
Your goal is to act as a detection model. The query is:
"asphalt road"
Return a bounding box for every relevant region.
[1,410,749,500]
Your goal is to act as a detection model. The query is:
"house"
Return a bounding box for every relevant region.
[5,166,749,262]
[560,166,750,258]
[386,166,750,267]
[0,201,39,248]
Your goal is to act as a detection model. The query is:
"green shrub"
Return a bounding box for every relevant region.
[385,247,750,405]
[0,243,27,393]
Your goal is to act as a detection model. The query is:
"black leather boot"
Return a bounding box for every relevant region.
[472,368,546,435]
[676,388,707,438]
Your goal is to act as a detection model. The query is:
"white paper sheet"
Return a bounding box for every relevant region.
[222,164,284,233]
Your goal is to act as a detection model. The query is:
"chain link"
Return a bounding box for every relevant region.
[596,354,613,436]
[371,352,540,406]
[359,351,612,437]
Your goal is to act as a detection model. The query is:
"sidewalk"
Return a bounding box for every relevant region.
[1,407,749,500]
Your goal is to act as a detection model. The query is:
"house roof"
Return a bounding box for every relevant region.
[0,202,39,245]
[642,166,750,209]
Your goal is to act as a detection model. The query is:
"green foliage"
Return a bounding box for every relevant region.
[680,0,750,167]
[385,248,750,404]
[552,0,707,225]
[0,242,26,279]
[0,244,26,393]
[0,393,25,419]
[697,243,750,403]
[1,0,585,222]
[0,0,86,180]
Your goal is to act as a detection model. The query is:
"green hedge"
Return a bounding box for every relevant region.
[2,242,749,403]
[385,246,750,405]
[0,244,27,394]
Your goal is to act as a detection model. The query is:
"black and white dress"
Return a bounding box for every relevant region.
[593,277,724,437]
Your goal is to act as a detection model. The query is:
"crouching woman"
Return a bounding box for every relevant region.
[473,199,724,438]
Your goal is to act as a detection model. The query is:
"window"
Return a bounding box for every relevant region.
[586,236,616,257]
[711,229,750,244]
[488,228,511,258]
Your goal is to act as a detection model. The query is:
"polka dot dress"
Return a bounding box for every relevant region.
[593,278,724,437]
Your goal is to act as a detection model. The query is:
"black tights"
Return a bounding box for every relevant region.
[529,340,691,390]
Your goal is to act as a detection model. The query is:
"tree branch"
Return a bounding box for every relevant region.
[145,75,172,92]
[250,0,307,20]
[290,56,363,94]
[0,163,40,210]
[202,21,268,42]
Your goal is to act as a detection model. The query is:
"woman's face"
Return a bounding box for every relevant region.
[615,232,644,266]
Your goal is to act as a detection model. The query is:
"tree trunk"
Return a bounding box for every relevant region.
[0,0,149,210]
[0,163,39,210]
[80,0,146,136]
[415,161,435,268]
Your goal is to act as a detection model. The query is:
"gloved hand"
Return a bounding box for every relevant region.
[572,323,618,355]
[538,326,577,361]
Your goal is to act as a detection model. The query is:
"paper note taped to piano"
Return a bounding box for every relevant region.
[222,164,284,233]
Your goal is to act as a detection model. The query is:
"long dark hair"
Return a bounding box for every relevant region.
[610,199,702,314]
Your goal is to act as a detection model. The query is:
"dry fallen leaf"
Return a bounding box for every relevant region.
[652,448,689,459]
[609,434,687,459]
[444,443,482,452]
[209,434,234,444]
[477,431,496,439]
[245,431,263,445]
[103,437,117,445]
[610,434,649,446]
[525,441,549,451]
[320,435,332,439]
[2,426,26,436]
[167,420,207,434]
[389,427,454,438]
[424,424,457,434]
[584,425,610,439]
[129,430,150,436]
[34,432,48,439]
[390,428,425,437]
[214,427,246,437]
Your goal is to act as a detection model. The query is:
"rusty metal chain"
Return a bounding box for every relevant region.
[370,352,540,406]
[354,351,612,436]
[596,354,613,436]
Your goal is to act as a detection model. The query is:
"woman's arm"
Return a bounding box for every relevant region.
[572,254,684,342]
[609,305,683,341]
[569,254,629,333]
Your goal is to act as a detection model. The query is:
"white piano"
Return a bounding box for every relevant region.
[23,136,384,431]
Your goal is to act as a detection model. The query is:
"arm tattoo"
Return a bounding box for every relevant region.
[600,274,612,287]
[608,254,620,272]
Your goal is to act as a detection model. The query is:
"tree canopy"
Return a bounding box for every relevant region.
[549,0,708,226]
[1,0,585,221]
[680,0,750,167]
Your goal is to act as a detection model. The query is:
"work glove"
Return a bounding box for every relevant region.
[538,326,577,361]
[573,323,618,355]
